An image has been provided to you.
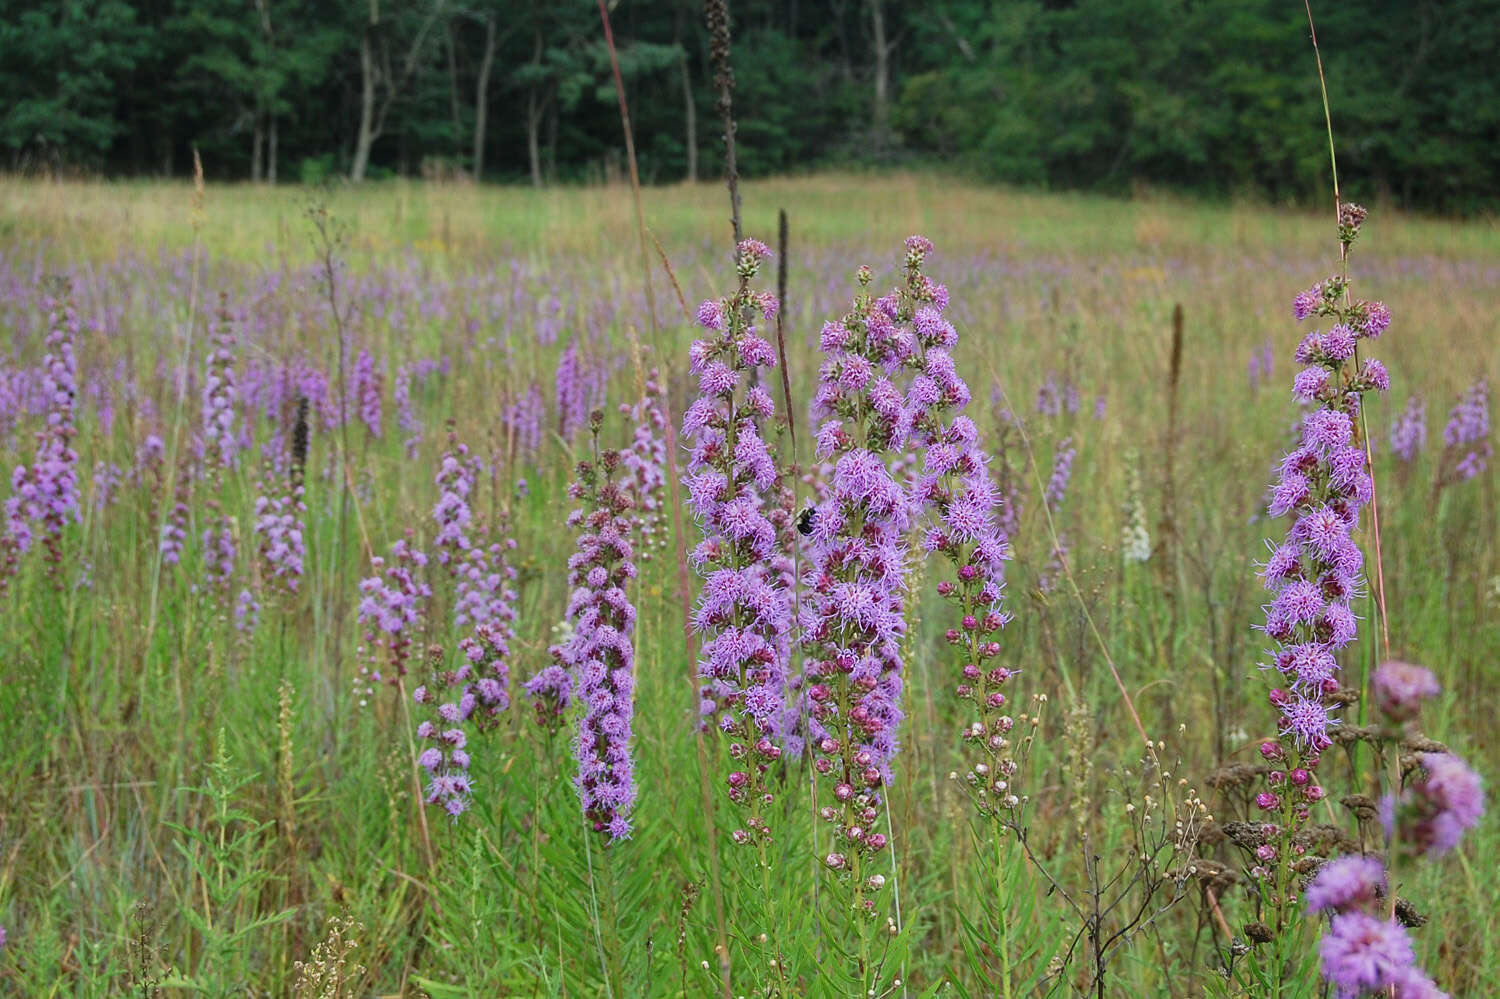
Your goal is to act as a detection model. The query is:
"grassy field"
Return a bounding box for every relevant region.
[0,175,1495,997]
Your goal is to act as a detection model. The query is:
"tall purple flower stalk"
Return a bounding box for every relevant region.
[504,382,545,458]
[621,368,668,562]
[201,518,237,594]
[253,471,306,596]
[356,537,431,696]
[681,239,793,845]
[433,428,476,568]
[1303,659,1482,999]
[413,645,477,818]
[1251,204,1390,945]
[1038,437,1076,594]
[1439,378,1490,484]
[411,506,517,818]
[395,363,421,458]
[3,292,80,588]
[454,531,517,718]
[802,244,941,908]
[1388,395,1426,464]
[560,418,638,841]
[160,471,190,568]
[555,339,587,441]
[202,298,239,473]
[894,240,1016,781]
[354,348,383,439]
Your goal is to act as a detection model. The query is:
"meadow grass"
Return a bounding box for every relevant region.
[0,175,1495,997]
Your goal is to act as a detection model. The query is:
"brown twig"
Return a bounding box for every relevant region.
[774,209,797,460]
[600,5,731,993]
[705,0,742,247]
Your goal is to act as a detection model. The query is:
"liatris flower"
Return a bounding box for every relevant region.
[202,297,239,472]
[803,243,938,905]
[433,427,476,568]
[1319,911,1418,998]
[201,516,237,593]
[1370,661,1440,723]
[253,478,306,595]
[1259,282,1389,755]
[1247,208,1391,951]
[234,587,260,634]
[395,363,421,458]
[160,497,190,566]
[898,239,1017,809]
[1043,437,1076,514]
[413,644,476,818]
[459,615,514,719]
[555,339,587,440]
[1035,373,1062,417]
[5,293,82,583]
[1382,752,1485,858]
[681,239,792,844]
[1439,378,1490,483]
[524,643,574,736]
[620,368,667,561]
[356,537,432,687]
[1248,338,1276,393]
[1305,855,1387,915]
[990,406,1026,542]
[1306,854,1452,998]
[560,426,638,841]
[1388,395,1426,464]
[1038,437,1076,593]
[504,382,545,457]
[1120,453,1152,563]
[353,348,383,439]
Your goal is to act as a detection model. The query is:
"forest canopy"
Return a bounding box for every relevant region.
[2,0,1496,212]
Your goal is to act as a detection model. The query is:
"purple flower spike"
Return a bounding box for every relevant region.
[201,298,240,473]
[1439,378,1490,485]
[621,369,668,562]
[560,439,638,842]
[1388,396,1426,464]
[4,291,82,589]
[804,237,967,893]
[682,243,792,844]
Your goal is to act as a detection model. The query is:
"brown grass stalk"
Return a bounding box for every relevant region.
[598,4,732,993]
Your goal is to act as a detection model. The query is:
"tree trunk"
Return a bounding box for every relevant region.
[526,26,543,187]
[445,22,462,162]
[252,109,264,183]
[526,91,543,187]
[545,93,558,183]
[472,15,496,180]
[352,28,377,183]
[869,0,890,151]
[677,8,696,182]
[268,115,278,183]
[253,0,274,183]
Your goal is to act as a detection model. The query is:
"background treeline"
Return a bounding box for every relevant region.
[2,0,1497,211]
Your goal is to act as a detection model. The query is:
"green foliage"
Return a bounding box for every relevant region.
[0,0,1496,208]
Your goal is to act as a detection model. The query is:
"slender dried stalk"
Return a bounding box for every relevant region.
[598,6,731,992]
[1305,0,1392,661]
[705,0,742,246]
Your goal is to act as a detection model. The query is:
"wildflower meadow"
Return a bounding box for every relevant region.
[1,20,1498,999]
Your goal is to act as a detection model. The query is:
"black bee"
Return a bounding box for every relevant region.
[796,506,817,536]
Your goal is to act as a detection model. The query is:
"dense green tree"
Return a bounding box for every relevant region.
[0,0,1495,210]
[0,0,143,168]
